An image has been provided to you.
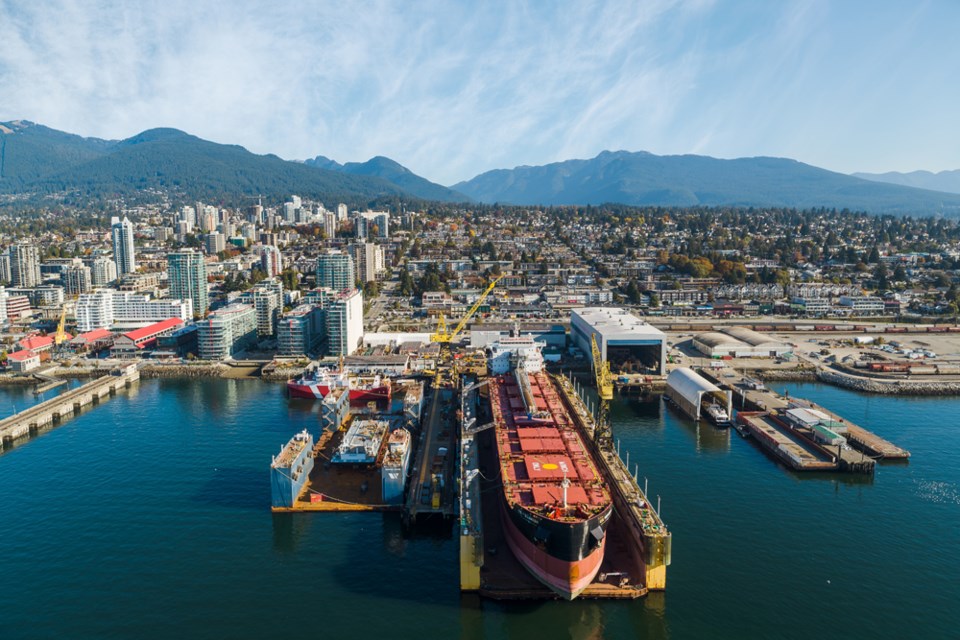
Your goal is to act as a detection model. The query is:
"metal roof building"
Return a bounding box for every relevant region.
[693,326,792,358]
[722,326,791,356]
[665,367,732,421]
[692,332,752,357]
[571,307,666,375]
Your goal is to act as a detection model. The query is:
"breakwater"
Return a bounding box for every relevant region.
[817,368,960,395]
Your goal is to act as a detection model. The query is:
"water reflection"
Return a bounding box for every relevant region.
[271,512,313,553]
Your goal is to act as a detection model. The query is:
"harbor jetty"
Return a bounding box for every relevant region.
[0,364,140,451]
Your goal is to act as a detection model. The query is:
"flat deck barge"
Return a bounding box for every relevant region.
[736,411,837,471]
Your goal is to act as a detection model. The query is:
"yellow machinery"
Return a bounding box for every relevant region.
[430,275,503,344]
[591,332,613,447]
[54,306,68,347]
[430,275,502,388]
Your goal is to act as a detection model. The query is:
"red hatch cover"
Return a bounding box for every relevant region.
[517,435,566,453]
[525,456,574,480]
[531,484,590,506]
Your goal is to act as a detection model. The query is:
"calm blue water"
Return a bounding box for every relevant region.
[0,378,957,639]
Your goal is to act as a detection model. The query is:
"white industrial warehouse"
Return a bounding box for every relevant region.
[571,307,666,375]
[693,326,792,358]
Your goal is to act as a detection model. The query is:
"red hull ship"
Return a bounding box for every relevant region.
[287,367,391,405]
[489,370,613,600]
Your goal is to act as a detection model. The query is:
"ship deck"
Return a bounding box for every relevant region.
[475,424,646,600]
[490,372,610,517]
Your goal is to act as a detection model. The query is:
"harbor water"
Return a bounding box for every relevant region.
[0,378,957,639]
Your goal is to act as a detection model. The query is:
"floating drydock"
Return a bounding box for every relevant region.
[461,369,670,599]
[270,429,315,508]
[488,370,614,600]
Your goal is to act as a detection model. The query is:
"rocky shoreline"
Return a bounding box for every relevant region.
[817,368,960,396]
[755,368,818,382]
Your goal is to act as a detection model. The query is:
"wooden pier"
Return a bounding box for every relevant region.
[0,365,140,451]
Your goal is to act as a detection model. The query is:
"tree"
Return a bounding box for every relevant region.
[398,268,415,297]
[363,280,380,299]
[280,268,299,291]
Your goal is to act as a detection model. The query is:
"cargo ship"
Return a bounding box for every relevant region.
[270,429,315,508]
[488,361,613,600]
[287,366,391,404]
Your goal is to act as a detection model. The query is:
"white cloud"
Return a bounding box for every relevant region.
[1,0,958,184]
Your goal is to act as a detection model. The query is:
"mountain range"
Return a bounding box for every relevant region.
[303,155,467,202]
[0,121,408,205]
[453,150,960,215]
[3,120,960,216]
[852,169,960,195]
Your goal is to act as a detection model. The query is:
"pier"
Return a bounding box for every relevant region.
[700,367,908,469]
[0,365,140,451]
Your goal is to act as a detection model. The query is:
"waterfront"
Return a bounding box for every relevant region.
[0,378,957,639]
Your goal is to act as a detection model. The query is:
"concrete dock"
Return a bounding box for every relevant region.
[404,384,457,524]
[0,365,140,451]
[701,367,908,466]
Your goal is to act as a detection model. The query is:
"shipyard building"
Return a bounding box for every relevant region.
[692,326,791,359]
[570,307,666,375]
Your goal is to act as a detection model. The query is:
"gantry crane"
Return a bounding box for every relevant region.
[591,332,614,448]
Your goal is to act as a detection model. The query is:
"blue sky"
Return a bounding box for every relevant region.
[1,0,957,185]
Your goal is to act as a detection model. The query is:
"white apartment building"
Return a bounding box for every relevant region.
[324,289,363,356]
[197,304,257,360]
[111,216,137,276]
[76,289,193,332]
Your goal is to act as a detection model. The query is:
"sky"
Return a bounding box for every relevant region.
[1,0,958,185]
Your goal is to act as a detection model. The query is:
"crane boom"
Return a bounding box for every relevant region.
[54,306,67,346]
[591,333,614,401]
[430,275,502,343]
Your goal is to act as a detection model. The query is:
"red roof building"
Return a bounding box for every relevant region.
[18,333,73,352]
[7,349,41,372]
[111,318,185,355]
[69,328,115,351]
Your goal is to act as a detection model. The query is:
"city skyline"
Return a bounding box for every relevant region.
[2,1,959,185]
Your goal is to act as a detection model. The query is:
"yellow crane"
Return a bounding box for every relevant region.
[591,332,613,400]
[54,305,68,347]
[591,332,613,447]
[430,275,502,388]
[430,275,503,344]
